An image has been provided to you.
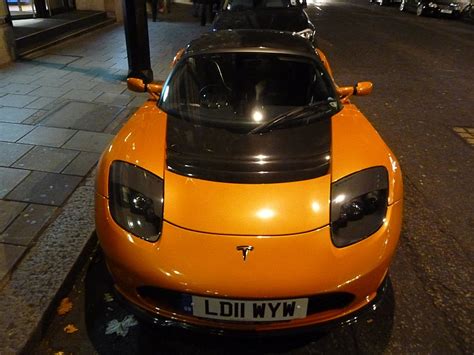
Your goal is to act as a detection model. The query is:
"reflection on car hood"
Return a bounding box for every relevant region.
[166,114,331,184]
[213,8,313,32]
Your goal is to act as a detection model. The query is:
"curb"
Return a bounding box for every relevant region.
[0,170,98,354]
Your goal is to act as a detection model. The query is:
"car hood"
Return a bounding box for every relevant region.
[164,169,331,236]
[166,114,331,184]
[164,113,331,235]
[213,9,313,33]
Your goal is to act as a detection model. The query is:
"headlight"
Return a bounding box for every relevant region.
[330,167,388,247]
[109,161,164,242]
[428,2,438,7]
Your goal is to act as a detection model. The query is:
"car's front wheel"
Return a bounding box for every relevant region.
[416,3,425,15]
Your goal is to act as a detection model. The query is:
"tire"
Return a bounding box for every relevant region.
[416,4,425,15]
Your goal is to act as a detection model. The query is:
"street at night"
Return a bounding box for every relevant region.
[27,1,474,353]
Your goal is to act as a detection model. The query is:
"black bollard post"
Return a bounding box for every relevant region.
[123,0,154,83]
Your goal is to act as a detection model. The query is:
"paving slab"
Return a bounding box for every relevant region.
[29,86,71,98]
[0,94,39,108]
[0,83,40,95]
[61,80,97,91]
[40,101,122,132]
[0,107,37,123]
[18,126,77,147]
[0,243,26,283]
[92,83,127,95]
[62,131,114,153]
[62,151,101,176]
[2,74,42,85]
[32,68,70,80]
[0,142,33,166]
[62,71,97,82]
[26,97,57,110]
[0,204,57,246]
[94,92,133,106]
[32,54,81,66]
[6,171,81,206]
[0,167,30,198]
[61,89,103,102]
[13,146,79,173]
[127,95,149,107]
[30,76,71,88]
[21,109,49,125]
[0,201,27,233]
[0,122,35,142]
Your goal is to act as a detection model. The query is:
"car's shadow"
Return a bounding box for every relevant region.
[84,248,395,354]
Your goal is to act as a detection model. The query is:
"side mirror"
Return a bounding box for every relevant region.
[337,81,373,102]
[127,77,146,92]
[127,78,164,101]
[355,81,373,96]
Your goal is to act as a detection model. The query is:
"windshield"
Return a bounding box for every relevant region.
[159,53,339,132]
[222,0,305,10]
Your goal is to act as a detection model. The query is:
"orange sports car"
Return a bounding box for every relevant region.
[95,29,403,334]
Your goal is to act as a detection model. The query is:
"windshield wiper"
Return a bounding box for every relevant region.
[248,100,338,135]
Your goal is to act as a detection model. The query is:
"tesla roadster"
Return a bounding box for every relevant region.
[95,29,403,333]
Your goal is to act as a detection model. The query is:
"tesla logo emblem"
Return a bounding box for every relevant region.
[236,245,254,261]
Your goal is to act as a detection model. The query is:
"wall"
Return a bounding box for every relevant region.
[75,0,106,11]
[0,0,15,65]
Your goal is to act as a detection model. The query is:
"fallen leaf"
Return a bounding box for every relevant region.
[103,293,114,303]
[64,324,79,334]
[57,297,73,316]
[105,315,138,337]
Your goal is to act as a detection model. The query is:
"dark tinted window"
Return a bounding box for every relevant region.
[159,53,337,130]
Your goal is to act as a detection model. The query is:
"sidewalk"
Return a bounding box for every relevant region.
[0,5,207,353]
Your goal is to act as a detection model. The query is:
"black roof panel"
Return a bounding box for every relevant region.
[183,29,317,59]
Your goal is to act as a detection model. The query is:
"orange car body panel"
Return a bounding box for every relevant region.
[164,170,330,235]
[95,100,403,331]
[96,191,402,330]
[95,44,403,331]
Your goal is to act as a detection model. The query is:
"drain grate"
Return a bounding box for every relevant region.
[453,127,474,148]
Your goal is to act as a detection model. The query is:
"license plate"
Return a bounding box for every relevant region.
[440,9,452,13]
[190,296,308,321]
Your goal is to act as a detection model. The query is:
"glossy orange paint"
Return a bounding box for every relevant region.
[95,51,403,332]
[163,170,331,235]
[96,190,402,330]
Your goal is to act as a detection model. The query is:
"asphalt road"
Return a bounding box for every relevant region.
[37,1,473,354]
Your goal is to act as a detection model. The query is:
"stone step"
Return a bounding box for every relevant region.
[14,11,115,56]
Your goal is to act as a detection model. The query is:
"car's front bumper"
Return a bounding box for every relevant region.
[96,193,402,332]
[113,275,392,336]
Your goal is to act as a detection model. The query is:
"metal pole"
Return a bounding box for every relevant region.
[122,0,153,83]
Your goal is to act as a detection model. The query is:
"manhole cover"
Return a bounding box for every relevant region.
[453,127,474,148]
